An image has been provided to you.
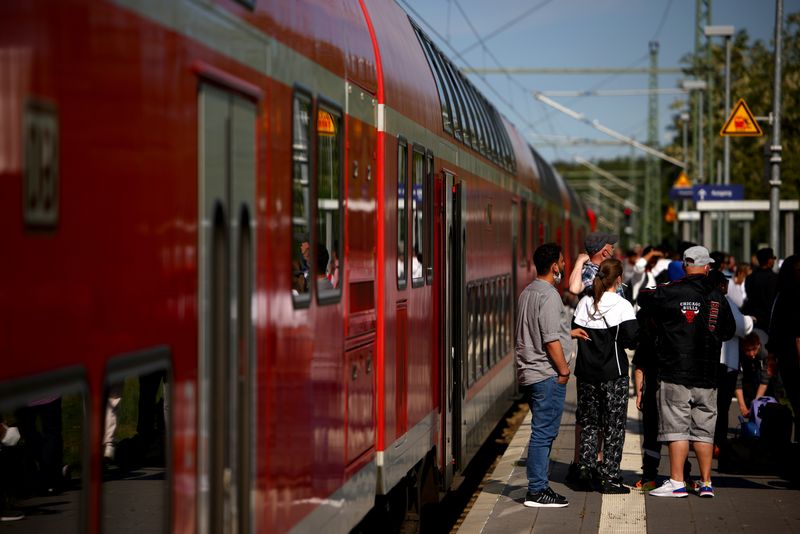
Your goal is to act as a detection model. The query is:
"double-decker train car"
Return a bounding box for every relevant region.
[0,1,590,532]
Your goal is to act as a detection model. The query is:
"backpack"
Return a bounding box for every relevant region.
[758,401,793,451]
[750,396,779,432]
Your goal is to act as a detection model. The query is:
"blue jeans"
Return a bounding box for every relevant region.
[523,377,567,492]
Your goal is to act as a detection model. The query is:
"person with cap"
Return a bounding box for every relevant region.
[569,232,624,297]
[566,231,621,484]
[637,245,735,499]
[742,247,778,333]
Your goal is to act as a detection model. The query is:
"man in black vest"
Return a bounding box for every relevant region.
[638,246,735,499]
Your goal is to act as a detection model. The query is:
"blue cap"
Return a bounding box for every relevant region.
[667,260,685,281]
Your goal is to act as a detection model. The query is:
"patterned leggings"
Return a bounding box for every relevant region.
[577,376,629,480]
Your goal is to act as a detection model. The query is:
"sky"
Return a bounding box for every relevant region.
[399,0,799,166]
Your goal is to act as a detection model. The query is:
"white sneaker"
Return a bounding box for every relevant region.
[649,479,689,498]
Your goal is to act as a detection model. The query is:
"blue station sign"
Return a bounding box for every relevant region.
[692,184,744,202]
[669,187,694,200]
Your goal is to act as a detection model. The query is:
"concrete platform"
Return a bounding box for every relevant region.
[459,370,800,534]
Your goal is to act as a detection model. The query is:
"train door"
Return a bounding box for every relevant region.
[439,171,466,487]
[344,81,377,469]
[198,83,256,534]
[451,181,467,471]
[439,171,454,488]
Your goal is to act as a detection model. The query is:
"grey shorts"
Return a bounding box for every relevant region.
[657,381,717,443]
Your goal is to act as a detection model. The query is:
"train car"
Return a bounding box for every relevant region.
[0,1,590,533]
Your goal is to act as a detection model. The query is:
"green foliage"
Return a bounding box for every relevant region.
[667,14,800,247]
[565,15,800,250]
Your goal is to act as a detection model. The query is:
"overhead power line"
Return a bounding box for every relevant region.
[527,133,627,146]
[574,156,637,195]
[458,0,556,55]
[461,67,683,75]
[538,88,687,97]
[533,92,686,168]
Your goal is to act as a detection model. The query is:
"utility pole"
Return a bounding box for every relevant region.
[645,41,660,244]
[694,0,711,184]
[770,0,783,260]
[705,25,735,252]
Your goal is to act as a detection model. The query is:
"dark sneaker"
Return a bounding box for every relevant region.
[572,464,594,491]
[524,487,569,508]
[599,478,631,494]
[565,462,580,483]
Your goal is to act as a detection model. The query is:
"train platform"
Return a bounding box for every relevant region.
[458,370,800,534]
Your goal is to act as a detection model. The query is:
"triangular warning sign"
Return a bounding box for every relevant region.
[673,171,692,188]
[721,98,763,137]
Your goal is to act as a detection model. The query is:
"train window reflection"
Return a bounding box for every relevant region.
[411,147,424,287]
[0,369,87,533]
[292,91,312,307]
[102,353,170,534]
[397,138,408,290]
[316,104,343,304]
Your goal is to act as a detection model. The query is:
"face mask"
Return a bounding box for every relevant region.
[553,268,563,284]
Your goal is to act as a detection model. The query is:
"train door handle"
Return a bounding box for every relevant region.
[352,363,359,381]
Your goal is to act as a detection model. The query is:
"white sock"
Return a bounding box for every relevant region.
[669,478,684,487]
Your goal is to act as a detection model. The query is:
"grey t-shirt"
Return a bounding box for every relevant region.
[515,278,571,386]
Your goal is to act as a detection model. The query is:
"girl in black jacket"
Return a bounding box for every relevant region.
[571,258,639,493]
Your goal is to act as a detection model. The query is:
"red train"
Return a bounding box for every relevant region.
[0,1,590,532]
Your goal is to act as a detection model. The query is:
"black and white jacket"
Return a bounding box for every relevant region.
[572,292,640,382]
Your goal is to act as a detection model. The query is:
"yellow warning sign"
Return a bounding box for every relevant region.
[673,171,692,188]
[720,99,763,137]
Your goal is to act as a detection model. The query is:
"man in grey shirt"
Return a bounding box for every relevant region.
[516,243,577,508]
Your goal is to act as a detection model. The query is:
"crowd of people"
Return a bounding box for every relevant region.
[516,233,800,508]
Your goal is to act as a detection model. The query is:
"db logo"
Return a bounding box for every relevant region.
[681,309,697,324]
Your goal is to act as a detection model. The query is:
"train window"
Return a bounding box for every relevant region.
[434,51,465,142]
[0,367,88,532]
[416,34,453,134]
[498,278,506,358]
[491,278,500,367]
[519,200,527,266]
[502,277,509,357]
[411,146,425,287]
[486,281,494,368]
[476,93,498,163]
[487,107,506,166]
[291,91,312,307]
[102,348,171,534]
[447,64,478,149]
[464,81,490,155]
[424,151,434,285]
[493,279,500,365]
[495,111,514,170]
[316,104,343,304]
[476,285,483,382]
[466,285,474,386]
[397,137,408,290]
[484,282,489,371]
